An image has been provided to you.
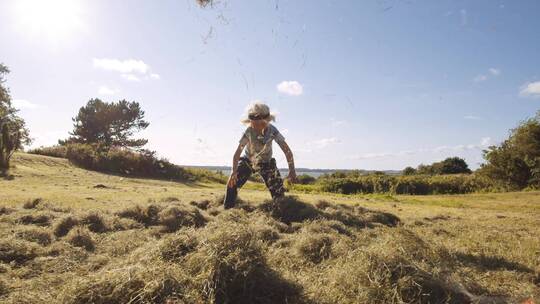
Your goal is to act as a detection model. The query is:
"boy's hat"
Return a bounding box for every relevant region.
[241,101,275,124]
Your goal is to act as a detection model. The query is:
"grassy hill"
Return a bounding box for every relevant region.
[0,153,538,303]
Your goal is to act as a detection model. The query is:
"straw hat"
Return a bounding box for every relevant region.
[241,101,276,125]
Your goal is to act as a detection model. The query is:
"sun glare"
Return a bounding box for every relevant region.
[13,0,84,40]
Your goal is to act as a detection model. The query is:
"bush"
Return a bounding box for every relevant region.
[478,111,540,190]
[63,143,225,183]
[317,173,494,195]
[295,174,316,185]
[27,145,68,158]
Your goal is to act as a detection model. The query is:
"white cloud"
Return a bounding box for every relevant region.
[473,75,487,82]
[464,115,482,120]
[310,137,341,148]
[98,86,118,95]
[93,58,150,74]
[349,137,492,160]
[489,68,501,76]
[519,81,540,98]
[480,137,492,147]
[12,99,39,109]
[121,74,141,82]
[277,81,303,96]
[331,118,347,127]
[474,68,501,83]
[150,73,161,80]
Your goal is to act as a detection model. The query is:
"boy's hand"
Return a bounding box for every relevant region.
[287,170,297,184]
[228,171,238,188]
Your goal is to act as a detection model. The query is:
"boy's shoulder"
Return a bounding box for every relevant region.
[268,123,280,132]
[243,126,253,134]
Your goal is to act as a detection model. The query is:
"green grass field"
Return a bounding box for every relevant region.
[1,153,539,303]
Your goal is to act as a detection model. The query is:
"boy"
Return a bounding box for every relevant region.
[224,102,296,209]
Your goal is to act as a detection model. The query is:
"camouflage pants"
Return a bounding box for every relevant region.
[224,157,285,209]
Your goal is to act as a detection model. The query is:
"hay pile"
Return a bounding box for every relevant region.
[0,197,534,303]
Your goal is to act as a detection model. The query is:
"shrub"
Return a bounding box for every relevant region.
[296,174,317,185]
[479,111,540,190]
[316,173,494,195]
[63,143,225,183]
[27,145,68,158]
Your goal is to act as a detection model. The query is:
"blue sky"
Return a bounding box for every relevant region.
[1,0,539,170]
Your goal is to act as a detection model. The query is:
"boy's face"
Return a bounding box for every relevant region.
[250,119,268,129]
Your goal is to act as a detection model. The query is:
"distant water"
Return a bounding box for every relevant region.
[211,169,324,178]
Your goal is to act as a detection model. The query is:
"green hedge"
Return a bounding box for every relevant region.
[28,145,68,158]
[317,174,497,195]
[32,144,226,184]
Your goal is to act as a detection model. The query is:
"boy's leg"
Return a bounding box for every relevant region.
[259,158,286,200]
[224,157,252,209]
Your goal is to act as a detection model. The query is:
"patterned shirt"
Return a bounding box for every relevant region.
[239,124,285,165]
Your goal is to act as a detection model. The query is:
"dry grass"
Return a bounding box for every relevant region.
[15,227,52,246]
[158,205,207,232]
[22,198,42,209]
[0,153,538,303]
[0,238,39,264]
[66,227,95,251]
[53,216,79,237]
[80,212,109,233]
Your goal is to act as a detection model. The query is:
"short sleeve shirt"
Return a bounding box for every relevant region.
[239,124,285,165]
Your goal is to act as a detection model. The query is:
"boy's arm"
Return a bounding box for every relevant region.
[277,140,297,183]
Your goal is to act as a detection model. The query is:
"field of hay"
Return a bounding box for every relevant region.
[1,153,539,303]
